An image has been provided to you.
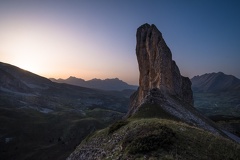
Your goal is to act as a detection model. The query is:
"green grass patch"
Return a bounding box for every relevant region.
[125,125,175,154]
[108,120,129,134]
[76,118,240,160]
[130,103,179,121]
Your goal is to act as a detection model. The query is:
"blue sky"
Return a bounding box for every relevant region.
[0,0,239,84]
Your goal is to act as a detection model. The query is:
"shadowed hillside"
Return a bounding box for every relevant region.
[0,61,129,160]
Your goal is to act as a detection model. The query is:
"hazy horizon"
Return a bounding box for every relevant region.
[1,0,240,85]
[2,60,240,86]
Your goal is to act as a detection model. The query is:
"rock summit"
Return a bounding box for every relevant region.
[128,23,193,116]
[126,24,226,136]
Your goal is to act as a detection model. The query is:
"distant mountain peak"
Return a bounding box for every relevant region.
[217,71,224,74]
[66,76,85,81]
[50,76,137,91]
[191,72,240,92]
[106,77,120,80]
[68,76,77,79]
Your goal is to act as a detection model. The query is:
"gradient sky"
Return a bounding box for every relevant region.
[0,0,240,85]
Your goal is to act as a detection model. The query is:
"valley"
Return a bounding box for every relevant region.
[191,72,240,140]
[193,91,240,117]
[0,62,130,160]
[1,61,240,159]
[1,1,240,159]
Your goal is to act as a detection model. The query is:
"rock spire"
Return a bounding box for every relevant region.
[128,23,193,116]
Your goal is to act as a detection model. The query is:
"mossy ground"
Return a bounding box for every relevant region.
[130,103,180,121]
[75,118,240,160]
[108,120,129,134]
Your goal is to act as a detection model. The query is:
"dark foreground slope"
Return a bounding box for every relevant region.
[68,116,240,160]
[0,62,129,160]
[67,91,240,159]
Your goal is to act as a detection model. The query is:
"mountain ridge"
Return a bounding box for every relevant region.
[50,76,137,91]
[0,62,55,96]
[191,72,240,92]
[0,61,130,160]
[191,72,240,118]
[0,61,130,113]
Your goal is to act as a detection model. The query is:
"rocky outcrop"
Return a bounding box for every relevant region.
[127,23,193,116]
[126,24,230,137]
[67,24,239,160]
[67,118,240,160]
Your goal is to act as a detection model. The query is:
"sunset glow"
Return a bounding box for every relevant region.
[0,1,240,84]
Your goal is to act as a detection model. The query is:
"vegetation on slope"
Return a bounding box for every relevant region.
[130,103,180,121]
[68,111,240,160]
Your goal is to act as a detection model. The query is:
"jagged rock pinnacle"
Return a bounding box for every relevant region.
[127,23,193,116]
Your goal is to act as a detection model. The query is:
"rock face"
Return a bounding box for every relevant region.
[127,23,193,116]
[126,24,229,137]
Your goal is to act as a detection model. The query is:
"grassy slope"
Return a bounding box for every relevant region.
[76,119,240,160]
[212,118,240,137]
[70,104,240,160]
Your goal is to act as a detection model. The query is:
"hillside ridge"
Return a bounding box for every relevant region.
[0,61,130,160]
[50,76,137,91]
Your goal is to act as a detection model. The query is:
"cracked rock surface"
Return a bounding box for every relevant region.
[127,24,193,116]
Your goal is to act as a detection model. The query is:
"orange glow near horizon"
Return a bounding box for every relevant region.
[1,21,100,79]
[1,1,240,85]
[0,17,139,85]
[1,23,76,78]
[0,22,137,84]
